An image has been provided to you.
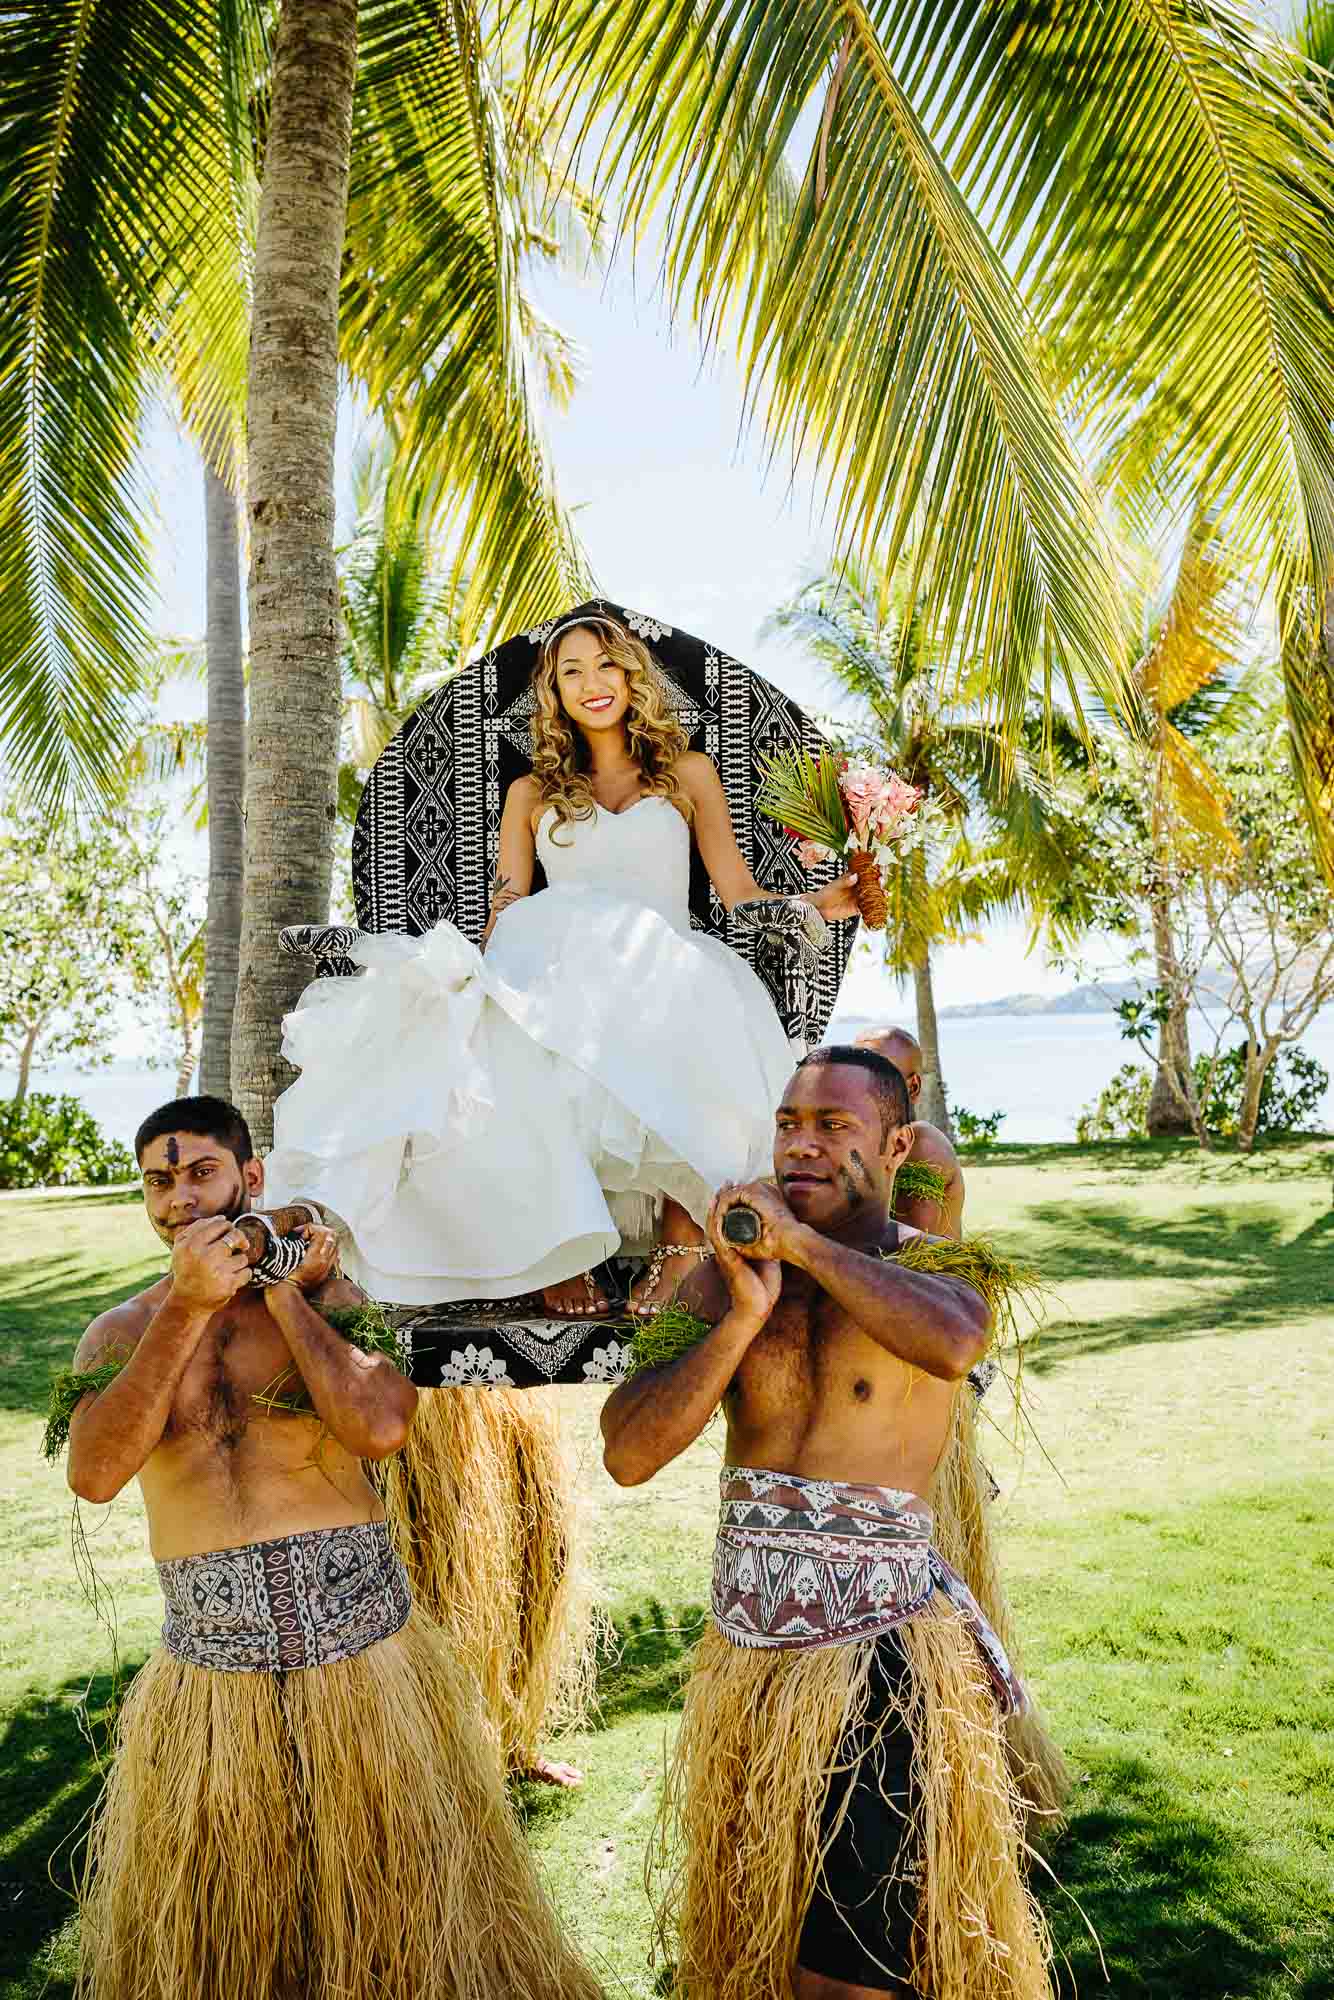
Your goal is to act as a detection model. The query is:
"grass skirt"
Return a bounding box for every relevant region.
[76,1607,600,2000]
[655,1607,1052,2000]
[375,1388,593,1768]
[931,1387,1070,1826]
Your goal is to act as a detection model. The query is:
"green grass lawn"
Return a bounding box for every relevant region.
[2,1141,1332,1999]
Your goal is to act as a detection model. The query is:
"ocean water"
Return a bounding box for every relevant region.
[824,1006,1334,1144]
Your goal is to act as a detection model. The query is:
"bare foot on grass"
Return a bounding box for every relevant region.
[521,1753,584,1788]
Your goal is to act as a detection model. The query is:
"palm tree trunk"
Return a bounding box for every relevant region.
[1145,887,1195,1136]
[230,0,358,1147]
[912,953,952,1137]
[201,460,245,1100]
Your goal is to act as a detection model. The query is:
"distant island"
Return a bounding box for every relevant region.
[937,981,1146,1020]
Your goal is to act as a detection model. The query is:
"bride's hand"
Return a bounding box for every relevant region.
[808,873,860,921]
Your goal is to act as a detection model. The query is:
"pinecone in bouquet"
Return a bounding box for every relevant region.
[754,746,922,932]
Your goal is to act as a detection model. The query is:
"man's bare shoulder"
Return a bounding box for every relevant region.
[73,1275,171,1371]
[907,1122,962,1176]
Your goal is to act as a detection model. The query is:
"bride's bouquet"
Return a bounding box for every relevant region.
[754,747,923,930]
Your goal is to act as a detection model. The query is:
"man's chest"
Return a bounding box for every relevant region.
[732,1287,841,1412]
[163,1301,299,1445]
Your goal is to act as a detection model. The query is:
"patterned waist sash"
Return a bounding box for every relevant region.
[157,1519,411,1674]
[712,1466,1025,1715]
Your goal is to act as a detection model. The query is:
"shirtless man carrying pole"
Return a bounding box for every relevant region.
[62,1095,599,2000]
[601,1048,1051,1999]
[856,1026,965,1238]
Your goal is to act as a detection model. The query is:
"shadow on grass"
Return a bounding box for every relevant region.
[970,1134,1334,1180]
[593,1597,708,1728]
[512,1598,706,1838]
[1048,1751,1333,1999]
[1024,1201,1334,1369]
[0,1254,164,1420]
[0,1662,143,1998]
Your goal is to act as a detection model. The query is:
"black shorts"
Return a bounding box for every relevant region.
[797,1632,922,1990]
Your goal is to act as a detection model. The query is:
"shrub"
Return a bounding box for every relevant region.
[1076,1063,1151,1142]
[1197,1044,1329,1139]
[952,1104,1006,1148]
[0,1093,136,1190]
[1076,1045,1329,1143]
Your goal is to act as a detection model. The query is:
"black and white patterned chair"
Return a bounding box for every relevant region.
[278,601,858,1386]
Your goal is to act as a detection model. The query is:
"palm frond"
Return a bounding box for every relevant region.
[344,0,595,637]
[753,745,850,850]
[528,0,1129,742]
[344,695,399,769]
[149,0,268,479]
[930,1,1334,625]
[1298,0,1334,71]
[1277,577,1334,882]
[1156,719,1239,852]
[1138,507,1249,720]
[120,717,210,789]
[0,1,265,808]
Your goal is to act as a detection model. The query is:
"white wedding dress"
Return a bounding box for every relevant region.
[265,797,794,1303]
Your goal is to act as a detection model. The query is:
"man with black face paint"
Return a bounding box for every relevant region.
[60,1095,602,2000]
[602,1048,1053,2000]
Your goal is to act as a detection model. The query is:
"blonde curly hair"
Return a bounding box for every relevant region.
[531,615,692,841]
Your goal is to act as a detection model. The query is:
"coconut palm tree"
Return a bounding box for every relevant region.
[1107,511,1262,1133]
[231,3,609,1136]
[764,554,1092,1135]
[1,0,606,1135]
[226,0,358,1130]
[533,0,1334,871]
[201,458,246,1098]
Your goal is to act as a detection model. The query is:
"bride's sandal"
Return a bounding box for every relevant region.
[629,1243,715,1320]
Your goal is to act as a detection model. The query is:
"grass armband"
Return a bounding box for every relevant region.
[895,1161,950,1212]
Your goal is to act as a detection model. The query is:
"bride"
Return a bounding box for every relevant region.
[265,611,857,1318]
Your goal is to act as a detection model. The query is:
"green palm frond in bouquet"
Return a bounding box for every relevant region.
[754,744,852,850]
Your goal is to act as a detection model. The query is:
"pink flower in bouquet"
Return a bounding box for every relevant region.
[838,760,921,843]
[868,771,923,842]
[794,837,833,871]
[837,760,883,840]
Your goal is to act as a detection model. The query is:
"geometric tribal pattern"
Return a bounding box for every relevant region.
[710,1466,1027,1714]
[157,1520,411,1674]
[352,599,855,1045]
[393,1299,640,1392]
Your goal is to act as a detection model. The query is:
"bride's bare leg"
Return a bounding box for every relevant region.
[541,1270,612,1318]
[629,1198,711,1318]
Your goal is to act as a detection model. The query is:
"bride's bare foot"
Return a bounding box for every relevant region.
[520,1752,584,1788]
[541,1270,611,1318]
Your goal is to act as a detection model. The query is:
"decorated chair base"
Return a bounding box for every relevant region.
[387,1273,653,1391]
